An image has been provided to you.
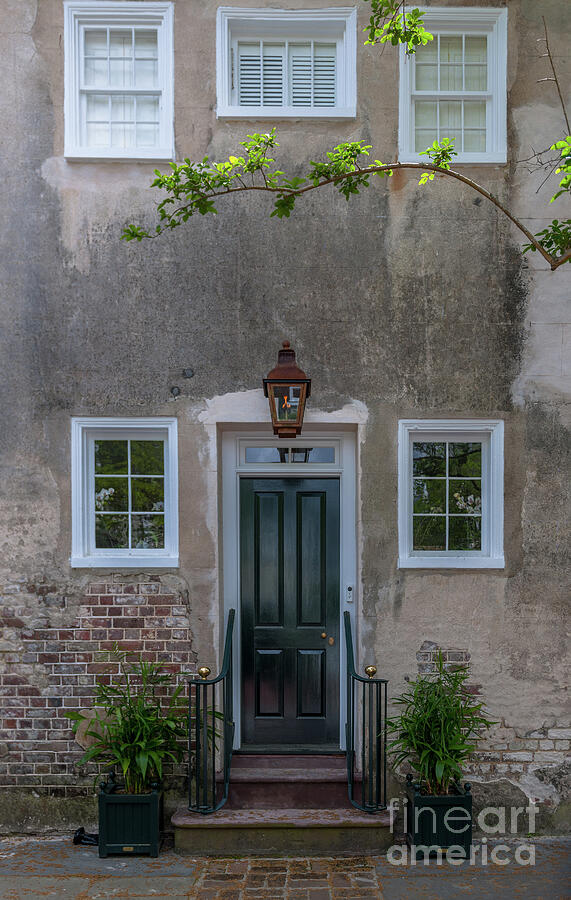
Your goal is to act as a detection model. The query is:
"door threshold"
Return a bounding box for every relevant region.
[236,745,343,755]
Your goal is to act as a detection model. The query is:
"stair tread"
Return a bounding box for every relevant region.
[229,767,351,783]
[231,755,345,770]
[172,807,390,829]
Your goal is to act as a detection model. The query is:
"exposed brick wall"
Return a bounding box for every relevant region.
[0,580,196,800]
[414,640,570,785]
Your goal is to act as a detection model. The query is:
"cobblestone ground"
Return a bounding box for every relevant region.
[0,837,569,899]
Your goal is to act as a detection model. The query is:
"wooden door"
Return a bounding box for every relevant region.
[240,478,340,750]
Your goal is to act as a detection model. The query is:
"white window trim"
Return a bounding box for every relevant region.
[64,1,174,161]
[71,417,179,568]
[216,7,357,118]
[398,419,504,569]
[398,7,507,164]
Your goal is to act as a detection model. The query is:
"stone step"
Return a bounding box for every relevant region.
[226,753,358,809]
[172,806,392,857]
[231,753,346,770]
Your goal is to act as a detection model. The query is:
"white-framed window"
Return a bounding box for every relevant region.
[64,2,174,160]
[398,420,504,569]
[71,418,178,568]
[216,7,357,118]
[398,7,507,163]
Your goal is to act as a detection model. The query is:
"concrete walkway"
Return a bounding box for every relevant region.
[0,836,568,899]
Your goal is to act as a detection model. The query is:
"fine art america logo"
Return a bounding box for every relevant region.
[386,797,539,866]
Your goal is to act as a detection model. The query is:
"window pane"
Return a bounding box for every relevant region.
[415,129,438,153]
[110,123,135,148]
[84,57,108,87]
[86,122,109,146]
[84,30,108,58]
[440,100,462,129]
[291,447,335,463]
[415,101,437,128]
[449,479,482,514]
[136,96,159,122]
[413,479,446,514]
[132,477,164,512]
[464,130,486,152]
[440,36,462,63]
[449,516,481,551]
[440,65,462,91]
[132,515,164,549]
[416,65,437,90]
[95,440,128,474]
[131,440,164,475]
[134,58,158,88]
[464,101,486,128]
[245,447,289,463]
[136,124,159,147]
[416,41,437,63]
[95,514,129,549]
[413,516,446,551]
[465,65,487,91]
[111,95,134,122]
[110,30,133,58]
[449,442,481,476]
[465,36,487,63]
[413,442,446,476]
[86,94,109,121]
[134,30,158,58]
[95,477,128,512]
[110,58,133,88]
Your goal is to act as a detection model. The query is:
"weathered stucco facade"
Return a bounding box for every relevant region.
[0,0,569,834]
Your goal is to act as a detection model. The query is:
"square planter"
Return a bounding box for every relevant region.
[98,783,163,858]
[405,775,472,859]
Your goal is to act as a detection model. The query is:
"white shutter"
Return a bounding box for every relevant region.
[313,43,336,106]
[289,42,336,107]
[238,42,285,106]
[238,43,262,106]
[290,43,312,106]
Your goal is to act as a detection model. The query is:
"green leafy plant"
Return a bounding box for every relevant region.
[66,645,187,794]
[387,651,496,796]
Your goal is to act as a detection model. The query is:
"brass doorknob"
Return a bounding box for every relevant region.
[365,665,377,679]
[197,666,211,680]
[321,632,327,639]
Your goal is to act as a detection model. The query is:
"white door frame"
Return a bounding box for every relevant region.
[221,428,359,750]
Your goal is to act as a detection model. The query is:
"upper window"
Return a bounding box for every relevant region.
[71,418,178,568]
[398,420,504,569]
[399,8,507,163]
[64,2,174,160]
[216,7,357,117]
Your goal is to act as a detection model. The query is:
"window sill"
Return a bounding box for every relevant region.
[64,148,174,163]
[216,106,356,119]
[398,152,507,165]
[70,555,179,569]
[398,556,505,570]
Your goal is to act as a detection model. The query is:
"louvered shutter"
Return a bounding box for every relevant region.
[289,42,336,107]
[237,42,285,106]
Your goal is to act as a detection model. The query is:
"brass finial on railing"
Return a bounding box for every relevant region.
[197,666,211,680]
[364,665,377,679]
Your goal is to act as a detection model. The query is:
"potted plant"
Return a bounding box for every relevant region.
[67,646,187,858]
[388,650,495,858]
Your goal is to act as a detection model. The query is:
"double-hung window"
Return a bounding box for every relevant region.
[71,418,178,567]
[64,2,174,160]
[398,420,504,568]
[216,8,357,117]
[399,7,507,163]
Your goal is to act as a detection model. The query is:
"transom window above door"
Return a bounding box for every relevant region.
[239,440,339,467]
[398,8,507,163]
[64,2,174,160]
[216,8,357,117]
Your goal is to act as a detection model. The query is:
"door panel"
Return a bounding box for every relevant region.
[241,478,340,748]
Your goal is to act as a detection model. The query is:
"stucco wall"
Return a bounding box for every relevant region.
[0,0,569,833]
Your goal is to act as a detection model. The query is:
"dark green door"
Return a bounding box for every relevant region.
[240,478,340,749]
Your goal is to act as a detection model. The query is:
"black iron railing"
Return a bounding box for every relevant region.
[188,608,235,814]
[344,610,388,812]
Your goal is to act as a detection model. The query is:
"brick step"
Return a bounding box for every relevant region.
[172,807,392,857]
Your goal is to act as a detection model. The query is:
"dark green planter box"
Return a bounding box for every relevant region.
[98,784,162,858]
[405,775,472,859]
